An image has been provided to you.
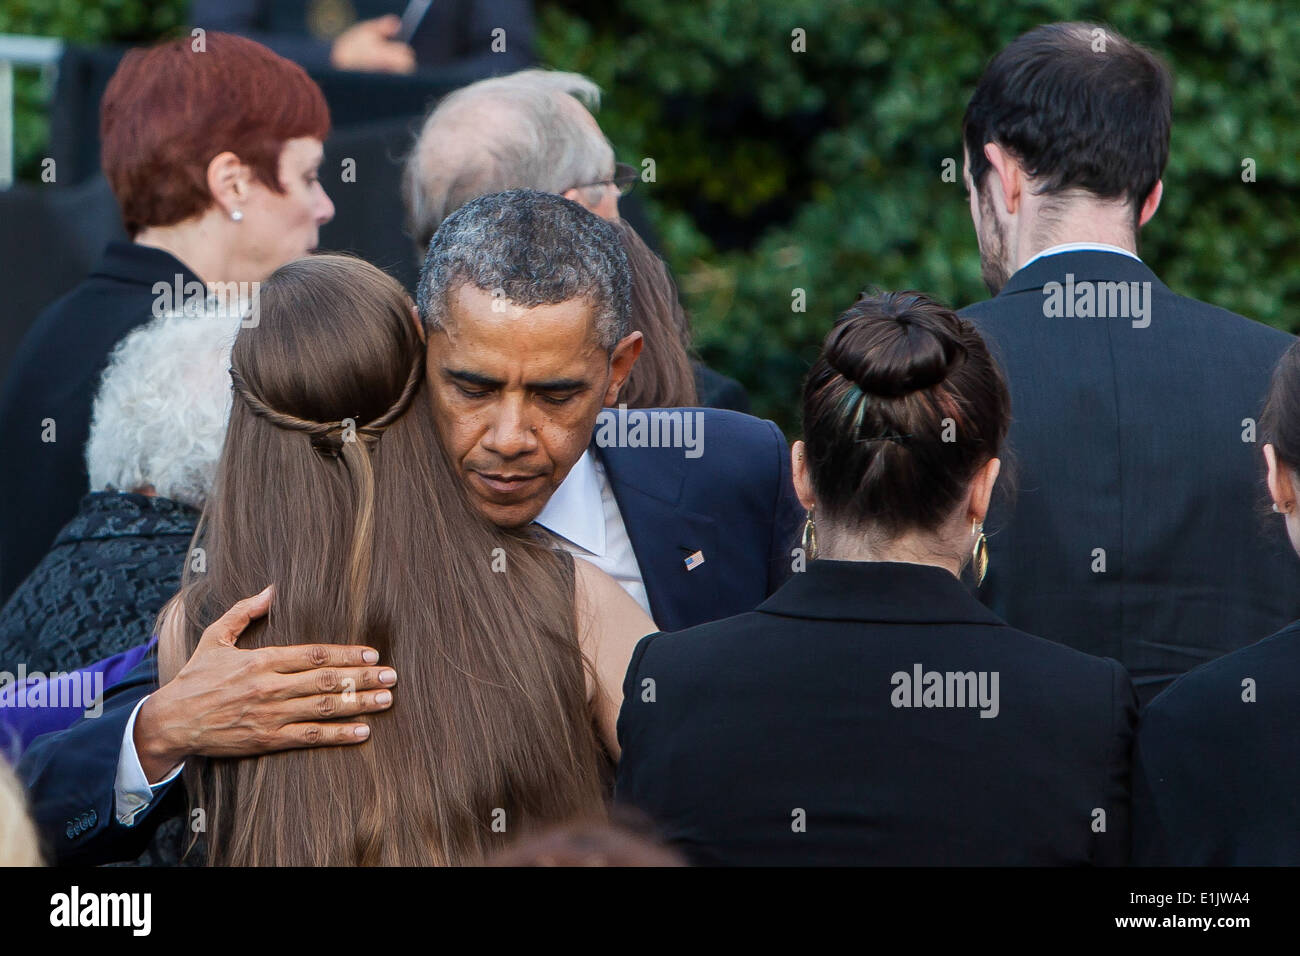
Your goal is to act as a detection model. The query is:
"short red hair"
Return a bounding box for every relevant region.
[101,32,331,237]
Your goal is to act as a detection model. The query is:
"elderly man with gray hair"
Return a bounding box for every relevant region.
[0,310,237,682]
[403,69,749,411]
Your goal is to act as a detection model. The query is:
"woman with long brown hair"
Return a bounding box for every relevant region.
[159,253,651,866]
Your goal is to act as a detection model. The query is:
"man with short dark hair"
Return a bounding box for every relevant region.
[958,22,1298,704]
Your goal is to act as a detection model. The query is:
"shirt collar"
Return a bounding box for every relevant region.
[1021,241,1141,270]
[534,449,607,557]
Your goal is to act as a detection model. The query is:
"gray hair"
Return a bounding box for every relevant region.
[403,68,614,253]
[416,189,631,352]
[85,310,238,509]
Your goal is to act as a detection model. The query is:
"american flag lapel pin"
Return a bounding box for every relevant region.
[684,550,705,571]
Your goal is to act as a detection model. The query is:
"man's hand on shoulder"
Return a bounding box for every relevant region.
[135,587,397,783]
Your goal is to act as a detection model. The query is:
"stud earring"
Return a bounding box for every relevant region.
[230,210,243,222]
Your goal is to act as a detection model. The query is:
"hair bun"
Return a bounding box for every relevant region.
[825,295,967,398]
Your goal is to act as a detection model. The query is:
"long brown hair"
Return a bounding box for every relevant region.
[161,254,605,865]
[612,219,699,408]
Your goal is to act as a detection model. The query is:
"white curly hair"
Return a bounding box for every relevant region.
[85,310,238,509]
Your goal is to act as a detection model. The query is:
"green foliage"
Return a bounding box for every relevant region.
[5,1,1298,431]
[0,0,186,179]
[539,0,1300,432]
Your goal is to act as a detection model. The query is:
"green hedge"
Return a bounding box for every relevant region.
[7,1,1298,432]
[539,0,1300,431]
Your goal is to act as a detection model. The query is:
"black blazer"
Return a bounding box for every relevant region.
[961,251,1299,704]
[1132,620,1300,865]
[615,559,1137,865]
[0,242,200,601]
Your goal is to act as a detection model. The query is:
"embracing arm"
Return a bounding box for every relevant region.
[574,559,657,760]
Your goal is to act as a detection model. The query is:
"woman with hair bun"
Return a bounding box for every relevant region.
[616,290,1137,866]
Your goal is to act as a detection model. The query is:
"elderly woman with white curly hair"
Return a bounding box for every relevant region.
[0,310,236,686]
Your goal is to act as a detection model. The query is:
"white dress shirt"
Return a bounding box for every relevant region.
[534,448,652,618]
[1021,241,1142,270]
[114,447,652,822]
[115,695,183,825]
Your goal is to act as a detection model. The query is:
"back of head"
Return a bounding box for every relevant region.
[802,291,1010,538]
[101,32,330,237]
[404,69,612,250]
[1261,341,1300,472]
[167,254,603,865]
[417,189,631,353]
[85,311,238,510]
[611,218,698,408]
[963,22,1171,218]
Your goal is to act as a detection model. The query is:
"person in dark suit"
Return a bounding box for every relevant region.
[1132,342,1300,865]
[0,34,336,603]
[190,0,536,78]
[957,23,1298,704]
[616,291,1137,866]
[20,191,800,865]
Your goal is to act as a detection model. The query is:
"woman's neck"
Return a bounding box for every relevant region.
[134,214,241,285]
[817,523,963,578]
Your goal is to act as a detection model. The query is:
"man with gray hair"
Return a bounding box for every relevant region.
[404,67,749,412]
[24,191,800,865]
[415,189,798,625]
[404,68,627,253]
[0,311,236,677]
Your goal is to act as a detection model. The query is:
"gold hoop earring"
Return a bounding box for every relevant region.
[971,519,989,587]
[802,507,818,562]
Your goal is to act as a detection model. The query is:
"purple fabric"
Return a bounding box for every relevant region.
[0,637,155,755]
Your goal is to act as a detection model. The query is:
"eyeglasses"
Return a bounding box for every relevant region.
[572,162,639,197]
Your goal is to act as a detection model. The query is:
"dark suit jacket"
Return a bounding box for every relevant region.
[20,407,801,864]
[692,361,751,414]
[962,251,1300,704]
[0,242,200,602]
[1132,620,1300,865]
[615,559,1137,866]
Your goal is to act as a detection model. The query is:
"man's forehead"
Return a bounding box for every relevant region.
[444,283,596,333]
[433,285,606,371]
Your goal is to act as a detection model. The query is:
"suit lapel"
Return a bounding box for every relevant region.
[597,442,719,632]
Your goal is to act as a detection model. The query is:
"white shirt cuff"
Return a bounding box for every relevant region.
[114,694,184,826]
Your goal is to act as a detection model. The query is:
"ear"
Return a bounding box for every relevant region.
[206,151,250,218]
[968,456,1003,525]
[791,440,816,511]
[1264,443,1295,510]
[409,303,426,343]
[602,331,644,405]
[983,143,1022,216]
[562,186,596,213]
[1138,179,1163,227]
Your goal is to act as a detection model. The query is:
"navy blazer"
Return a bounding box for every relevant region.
[961,251,1300,704]
[20,407,801,864]
[615,559,1137,866]
[1132,620,1300,865]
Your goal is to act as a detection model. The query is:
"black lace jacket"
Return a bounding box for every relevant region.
[0,492,198,674]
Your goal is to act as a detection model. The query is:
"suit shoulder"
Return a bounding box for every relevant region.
[1144,619,1300,723]
[630,611,769,669]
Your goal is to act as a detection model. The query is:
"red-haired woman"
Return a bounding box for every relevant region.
[0,32,335,599]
